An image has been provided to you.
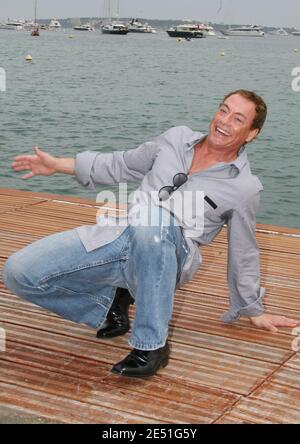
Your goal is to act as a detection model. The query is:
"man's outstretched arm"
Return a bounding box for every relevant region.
[11,129,169,186]
[12,147,75,179]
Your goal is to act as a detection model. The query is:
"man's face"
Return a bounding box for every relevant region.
[207,94,260,151]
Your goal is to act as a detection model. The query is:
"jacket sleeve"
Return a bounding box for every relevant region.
[74,133,166,189]
[221,192,266,323]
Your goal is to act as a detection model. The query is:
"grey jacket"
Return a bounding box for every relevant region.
[74,126,265,323]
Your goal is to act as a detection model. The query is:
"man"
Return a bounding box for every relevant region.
[3,90,298,378]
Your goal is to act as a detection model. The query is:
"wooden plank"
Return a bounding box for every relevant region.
[0,195,47,214]
[0,188,300,424]
[0,321,279,396]
[0,382,156,424]
[0,345,238,424]
[216,397,300,424]
[0,188,102,208]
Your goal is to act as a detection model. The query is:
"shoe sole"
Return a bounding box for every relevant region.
[96,327,130,339]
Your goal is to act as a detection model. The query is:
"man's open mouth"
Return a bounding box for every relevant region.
[215,126,231,136]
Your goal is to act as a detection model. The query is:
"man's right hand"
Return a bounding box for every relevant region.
[12,147,75,178]
[12,146,58,179]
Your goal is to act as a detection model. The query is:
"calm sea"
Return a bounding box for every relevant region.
[0,29,299,228]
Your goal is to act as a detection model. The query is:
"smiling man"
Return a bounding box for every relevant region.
[3,89,299,378]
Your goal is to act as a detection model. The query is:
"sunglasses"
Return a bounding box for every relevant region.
[158,173,218,210]
[158,173,188,201]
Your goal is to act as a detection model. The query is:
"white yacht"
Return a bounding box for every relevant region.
[167,24,206,39]
[0,20,25,30]
[101,22,128,35]
[128,19,156,34]
[270,28,289,36]
[196,23,216,36]
[24,20,37,30]
[222,25,265,37]
[73,23,95,31]
[49,19,62,30]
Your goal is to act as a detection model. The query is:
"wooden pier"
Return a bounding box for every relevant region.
[0,188,299,424]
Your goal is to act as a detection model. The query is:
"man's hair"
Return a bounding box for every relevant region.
[223,89,267,131]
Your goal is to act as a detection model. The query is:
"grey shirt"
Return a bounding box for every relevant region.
[74,126,265,323]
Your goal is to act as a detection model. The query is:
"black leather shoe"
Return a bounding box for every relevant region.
[111,342,170,378]
[96,287,134,339]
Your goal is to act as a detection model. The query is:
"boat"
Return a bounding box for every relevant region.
[101,22,128,35]
[292,31,300,36]
[167,24,205,39]
[269,27,289,36]
[128,19,156,33]
[31,0,39,37]
[0,20,25,30]
[73,23,95,31]
[222,25,265,37]
[101,0,128,35]
[195,23,216,36]
[49,19,62,30]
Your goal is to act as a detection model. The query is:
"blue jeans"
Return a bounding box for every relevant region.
[2,207,188,351]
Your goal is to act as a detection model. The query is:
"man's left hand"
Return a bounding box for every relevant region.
[249,313,299,333]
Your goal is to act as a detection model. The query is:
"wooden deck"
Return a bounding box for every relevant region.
[0,187,300,424]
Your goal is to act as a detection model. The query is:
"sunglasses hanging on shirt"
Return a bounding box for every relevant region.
[158,173,218,209]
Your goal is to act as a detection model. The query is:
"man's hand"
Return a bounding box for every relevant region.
[250,313,299,333]
[12,147,75,178]
[12,147,57,179]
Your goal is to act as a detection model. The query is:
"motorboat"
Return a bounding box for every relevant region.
[49,19,62,30]
[128,19,156,33]
[101,22,129,35]
[292,30,300,36]
[73,23,95,31]
[269,28,289,36]
[195,23,216,36]
[167,24,205,39]
[0,20,25,30]
[222,25,265,37]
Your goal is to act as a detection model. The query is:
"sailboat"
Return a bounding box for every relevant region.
[31,0,39,36]
[101,0,128,35]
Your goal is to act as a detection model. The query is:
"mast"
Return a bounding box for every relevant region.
[34,0,37,25]
[108,0,111,20]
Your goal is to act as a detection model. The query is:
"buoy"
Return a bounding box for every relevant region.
[294,48,299,53]
[176,38,183,43]
[25,55,33,61]
[69,34,74,39]
[220,52,226,57]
